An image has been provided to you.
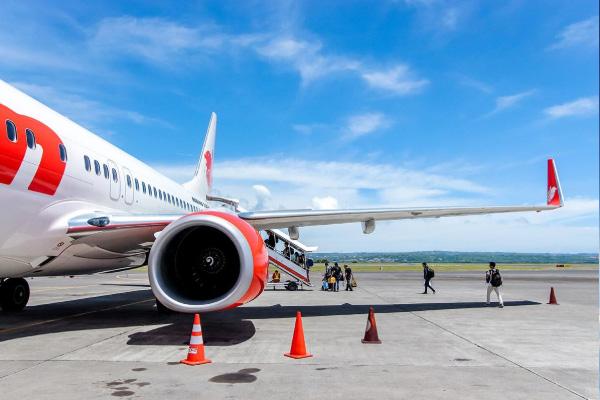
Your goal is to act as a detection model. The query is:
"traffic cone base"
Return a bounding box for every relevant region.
[284,352,313,359]
[181,358,212,365]
[180,314,212,366]
[284,311,312,359]
[361,338,382,344]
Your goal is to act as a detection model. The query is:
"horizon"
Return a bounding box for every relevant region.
[1,1,598,252]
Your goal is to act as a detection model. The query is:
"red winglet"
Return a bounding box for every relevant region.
[547,159,563,207]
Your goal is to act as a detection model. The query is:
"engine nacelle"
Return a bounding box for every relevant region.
[148,211,268,313]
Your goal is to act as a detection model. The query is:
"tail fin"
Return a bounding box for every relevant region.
[183,113,217,198]
[547,158,563,207]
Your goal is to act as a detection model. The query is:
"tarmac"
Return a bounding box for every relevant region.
[0,268,597,399]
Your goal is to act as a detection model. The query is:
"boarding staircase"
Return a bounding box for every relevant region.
[203,196,317,289]
[265,228,317,288]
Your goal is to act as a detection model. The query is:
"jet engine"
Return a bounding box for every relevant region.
[148,211,268,312]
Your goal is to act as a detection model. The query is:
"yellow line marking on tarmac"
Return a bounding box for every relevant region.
[0,298,154,335]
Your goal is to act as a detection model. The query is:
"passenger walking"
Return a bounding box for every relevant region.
[486,262,504,308]
[344,265,353,291]
[421,262,435,294]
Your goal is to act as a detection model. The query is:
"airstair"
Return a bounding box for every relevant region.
[264,229,317,290]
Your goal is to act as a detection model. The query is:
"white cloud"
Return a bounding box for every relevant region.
[10,81,168,132]
[212,157,488,195]
[88,17,428,96]
[91,17,224,65]
[456,75,493,94]
[252,184,272,210]
[312,196,339,210]
[256,37,428,95]
[484,90,535,117]
[361,65,429,95]
[544,96,599,119]
[401,0,470,33]
[344,113,390,140]
[549,16,599,50]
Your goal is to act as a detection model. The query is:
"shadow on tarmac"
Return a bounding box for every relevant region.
[0,289,540,347]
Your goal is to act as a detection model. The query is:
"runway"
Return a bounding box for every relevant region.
[0,269,597,399]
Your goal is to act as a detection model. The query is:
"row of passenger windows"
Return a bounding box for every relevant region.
[5,120,68,162]
[83,155,199,212]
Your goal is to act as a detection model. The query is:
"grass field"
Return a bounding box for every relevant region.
[135,262,597,275]
[298,262,597,273]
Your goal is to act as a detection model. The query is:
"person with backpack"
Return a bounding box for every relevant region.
[486,262,504,308]
[421,262,435,294]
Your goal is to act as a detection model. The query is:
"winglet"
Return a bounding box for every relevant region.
[547,158,563,207]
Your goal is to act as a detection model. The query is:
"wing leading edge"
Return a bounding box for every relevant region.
[239,159,564,231]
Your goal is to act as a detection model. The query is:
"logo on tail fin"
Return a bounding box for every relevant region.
[204,150,213,187]
[547,186,557,204]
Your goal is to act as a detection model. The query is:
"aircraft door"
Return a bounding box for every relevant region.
[108,160,121,201]
[122,167,134,205]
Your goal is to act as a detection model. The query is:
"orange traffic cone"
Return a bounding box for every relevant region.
[180,314,211,365]
[362,306,382,344]
[547,287,559,305]
[284,311,312,359]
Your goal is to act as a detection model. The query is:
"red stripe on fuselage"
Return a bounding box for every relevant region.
[0,104,66,195]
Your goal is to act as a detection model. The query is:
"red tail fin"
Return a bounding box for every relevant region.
[547,159,563,207]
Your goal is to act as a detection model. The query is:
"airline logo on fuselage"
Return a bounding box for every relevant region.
[0,103,66,195]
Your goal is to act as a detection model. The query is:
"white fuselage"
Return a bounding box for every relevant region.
[0,81,208,277]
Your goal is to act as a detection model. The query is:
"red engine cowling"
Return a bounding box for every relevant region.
[148,211,268,313]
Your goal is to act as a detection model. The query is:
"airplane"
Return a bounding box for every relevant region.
[0,79,564,313]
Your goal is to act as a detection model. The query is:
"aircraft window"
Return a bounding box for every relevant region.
[5,120,17,142]
[142,182,146,194]
[59,144,67,162]
[153,187,157,197]
[134,178,139,191]
[176,198,179,207]
[103,164,109,179]
[25,129,36,149]
[126,175,132,188]
[84,155,91,172]
[94,160,101,176]
[112,168,118,182]
[148,184,152,196]
[168,194,172,204]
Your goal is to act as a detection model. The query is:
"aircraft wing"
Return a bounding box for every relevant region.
[238,159,564,231]
[66,159,562,239]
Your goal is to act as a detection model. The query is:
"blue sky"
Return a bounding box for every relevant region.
[1,1,598,252]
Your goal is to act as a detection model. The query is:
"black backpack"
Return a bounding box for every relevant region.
[427,268,435,279]
[490,270,502,287]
